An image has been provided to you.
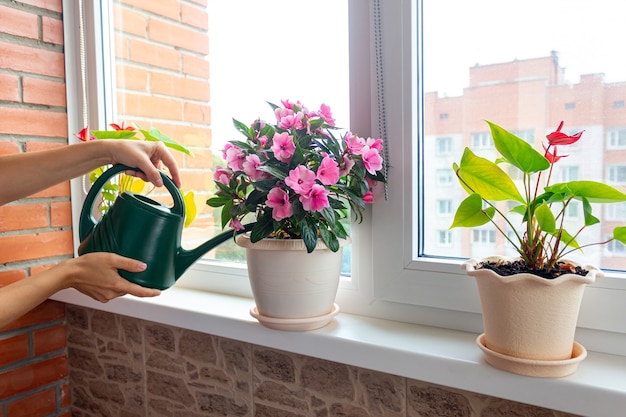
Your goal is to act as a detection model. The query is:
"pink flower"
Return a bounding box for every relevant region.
[271,132,296,163]
[225,145,246,171]
[338,154,355,177]
[214,166,232,185]
[318,103,335,126]
[317,155,340,185]
[363,190,374,204]
[266,187,293,221]
[299,184,330,212]
[229,218,244,231]
[75,126,96,142]
[345,132,365,154]
[285,166,316,195]
[366,137,384,152]
[258,135,268,146]
[362,146,383,175]
[243,154,263,180]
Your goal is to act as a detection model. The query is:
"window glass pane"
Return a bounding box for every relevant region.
[423,0,626,270]
[111,0,349,266]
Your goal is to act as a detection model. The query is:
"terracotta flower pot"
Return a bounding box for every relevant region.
[237,234,350,322]
[463,256,602,376]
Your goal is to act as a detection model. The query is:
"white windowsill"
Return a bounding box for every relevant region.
[51,287,626,417]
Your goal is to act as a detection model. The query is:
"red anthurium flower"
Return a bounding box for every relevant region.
[543,143,568,164]
[109,122,136,131]
[546,121,584,146]
[74,126,96,141]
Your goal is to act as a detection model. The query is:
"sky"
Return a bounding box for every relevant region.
[206,0,350,149]
[206,0,626,145]
[424,0,626,96]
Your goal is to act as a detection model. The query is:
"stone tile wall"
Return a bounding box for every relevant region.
[66,306,579,417]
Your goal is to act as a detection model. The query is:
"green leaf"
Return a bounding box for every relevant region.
[92,130,137,140]
[581,197,600,227]
[300,217,318,253]
[455,148,525,203]
[535,202,556,233]
[546,181,626,203]
[206,195,230,207]
[221,201,233,228]
[250,210,274,242]
[553,228,580,251]
[319,227,340,252]
[450,194,495,228]
[232,118,254,139]
[141,128,193,156]
[613,226,626,245]
[486,120,550,174]
[257,164,288,180]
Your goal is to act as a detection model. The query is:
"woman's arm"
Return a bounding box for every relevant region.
[0,253,160,329]
[0,139,181,205]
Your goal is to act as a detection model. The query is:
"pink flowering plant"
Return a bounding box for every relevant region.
[451,120,626,275]
[207,100,386,253]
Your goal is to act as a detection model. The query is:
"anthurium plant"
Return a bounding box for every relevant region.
[207,100,386,253]
[450,120,626,274]
[75,122,197,227]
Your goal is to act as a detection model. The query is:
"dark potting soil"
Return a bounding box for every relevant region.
[477,259,589,279]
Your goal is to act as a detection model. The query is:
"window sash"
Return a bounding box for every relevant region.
[67,0,626,356]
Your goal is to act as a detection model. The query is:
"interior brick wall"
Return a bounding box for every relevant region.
[0,0,71,415]
[66,305,579,417]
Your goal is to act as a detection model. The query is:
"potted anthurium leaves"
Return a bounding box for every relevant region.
[207,100,386,331]
[451,120,626,377]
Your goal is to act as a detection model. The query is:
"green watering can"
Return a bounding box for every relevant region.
[78,164,252,290]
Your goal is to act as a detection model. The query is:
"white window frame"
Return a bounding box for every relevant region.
[66,0,626,357]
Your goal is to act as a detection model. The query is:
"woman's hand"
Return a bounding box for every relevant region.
[63,253,161,302]
[107,140,182,187]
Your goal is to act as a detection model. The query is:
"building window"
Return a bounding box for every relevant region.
[613,100,624,108]
[560,166,580,182]
[437,199,452,215]
[608,165,626,184]
[472,229,496,244]
[439,113,449,119]
[565,201,580,219]
[471,132,493,149]
[606,202,626,220]
[606,238,626,256]
[510,129,534,144]
[435,136,453,154]
[438,230,453,246]
[436,169,453,186]
[564,102,576,109]
[607,127,626,149]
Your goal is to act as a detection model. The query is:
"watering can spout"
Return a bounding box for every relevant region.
[175,223,255,278]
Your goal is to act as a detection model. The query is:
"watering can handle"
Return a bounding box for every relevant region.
[78,164,184,242]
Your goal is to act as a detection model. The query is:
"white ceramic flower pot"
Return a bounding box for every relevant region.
[463,256,602,376]
[237,234,350,320]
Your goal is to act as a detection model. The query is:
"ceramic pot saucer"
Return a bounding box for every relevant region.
[476,333,587,378]
[250,303,340,331]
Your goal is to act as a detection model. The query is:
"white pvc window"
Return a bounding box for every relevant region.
[68,0,626,356]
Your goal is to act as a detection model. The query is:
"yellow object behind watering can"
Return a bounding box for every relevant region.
[78,164,252,289]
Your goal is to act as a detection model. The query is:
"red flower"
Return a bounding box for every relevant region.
[109,122,136,131]
[543,143,567,163]
[546,121,584,146]
[74,126,96,141]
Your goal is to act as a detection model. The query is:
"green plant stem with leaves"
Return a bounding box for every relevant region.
[451,120,626,272]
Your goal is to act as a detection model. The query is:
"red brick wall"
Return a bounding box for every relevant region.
[113,0,215,228]
[0,1,71,415]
